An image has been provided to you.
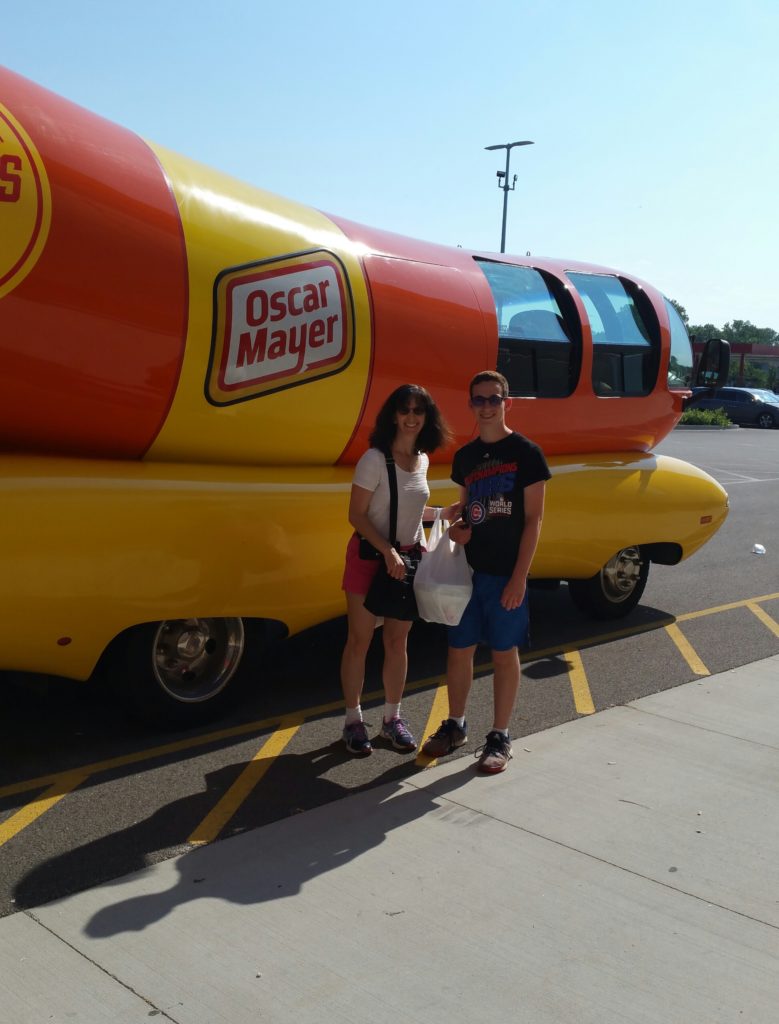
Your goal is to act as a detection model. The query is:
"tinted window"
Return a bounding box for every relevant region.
[567,272,660,397]
[476,259,581,397]
[664,299,694,388]
[749,389,779,404]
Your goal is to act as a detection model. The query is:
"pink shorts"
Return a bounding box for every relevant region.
[341,534,382,596]
[341,534,424,597]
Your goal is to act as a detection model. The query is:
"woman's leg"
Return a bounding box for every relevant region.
[340,591,378,709]
[378,616,417,751]
[380,616,413,705]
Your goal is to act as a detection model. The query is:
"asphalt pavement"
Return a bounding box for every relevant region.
[2,653,777,1024]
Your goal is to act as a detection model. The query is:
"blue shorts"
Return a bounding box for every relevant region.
[448,572,529,651]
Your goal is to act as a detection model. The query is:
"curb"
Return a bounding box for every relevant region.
[674,424,739,430]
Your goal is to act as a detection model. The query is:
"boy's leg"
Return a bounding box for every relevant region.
[420,644,475,757]
[421,575,483,758]
[474,648,519,774]
[445,643,477,718]
[474,580,526,774]
[491,647,521,730]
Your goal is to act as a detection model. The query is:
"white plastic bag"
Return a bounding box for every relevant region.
[414,513,473,625]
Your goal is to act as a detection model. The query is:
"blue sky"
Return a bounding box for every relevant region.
[4,0,778,329]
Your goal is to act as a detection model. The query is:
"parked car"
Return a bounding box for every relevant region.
[689,386,779,428]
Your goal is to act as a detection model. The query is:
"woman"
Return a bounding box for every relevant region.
[340,384,458,756]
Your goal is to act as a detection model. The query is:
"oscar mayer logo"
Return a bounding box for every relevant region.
[207,250,355,404]
[0,102,51,299]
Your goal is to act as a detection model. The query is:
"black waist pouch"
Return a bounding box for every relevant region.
[358,535,384,560]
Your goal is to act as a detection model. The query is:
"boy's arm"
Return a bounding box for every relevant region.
[449,485,471,544]
[501,480,546,609]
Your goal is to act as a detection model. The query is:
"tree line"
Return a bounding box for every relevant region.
[670,300,778,347]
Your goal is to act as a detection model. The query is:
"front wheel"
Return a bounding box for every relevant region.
[568,546,649,620]
[105,617,246,726]
[757,412,776,429]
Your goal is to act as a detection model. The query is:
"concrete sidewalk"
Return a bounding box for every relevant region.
[2,656,778,1024]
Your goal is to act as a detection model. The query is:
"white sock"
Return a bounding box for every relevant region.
[383,702,401,723]
[450,715,466,728]
[492,727,510,738]
[345,706,363,726]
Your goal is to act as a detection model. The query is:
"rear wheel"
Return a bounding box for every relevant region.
[568,546,649,620]
[105,617,246,726]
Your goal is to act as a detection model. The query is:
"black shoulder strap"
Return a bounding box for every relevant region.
[385,455,398,546]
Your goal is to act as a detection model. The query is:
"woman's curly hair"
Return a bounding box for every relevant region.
[369,384,452,455]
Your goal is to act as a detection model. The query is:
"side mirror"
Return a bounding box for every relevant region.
[693,338,730,390]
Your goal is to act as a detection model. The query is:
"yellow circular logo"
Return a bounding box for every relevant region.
[0,102,51,299]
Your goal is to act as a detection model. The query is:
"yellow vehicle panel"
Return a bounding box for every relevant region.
[143,145,374,468]
[0,452,726,681]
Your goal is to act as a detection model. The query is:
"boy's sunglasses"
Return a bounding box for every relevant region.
[470,394,505,407]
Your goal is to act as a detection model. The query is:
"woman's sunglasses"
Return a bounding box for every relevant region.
[398,405,426,415]
[470,394,505,407]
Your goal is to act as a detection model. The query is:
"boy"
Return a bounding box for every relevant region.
[421,371,550,773]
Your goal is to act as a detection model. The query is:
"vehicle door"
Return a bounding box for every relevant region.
[710,388,742,423]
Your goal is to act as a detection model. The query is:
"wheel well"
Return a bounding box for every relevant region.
[93,616,289,677]
[642,542,683,566]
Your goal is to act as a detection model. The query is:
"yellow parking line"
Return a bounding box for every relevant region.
[0,771,88,849]
[676,591,779,622]
[747,602,779,638]
[565,649,595,715]
[188,717,302,846]
[415,682,451,767]
[665,623,709,675]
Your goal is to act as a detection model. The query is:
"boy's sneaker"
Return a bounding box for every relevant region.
[475,730,513,774]
[343,721,372,756]
[380,717,417,753]
[421,718,468,758]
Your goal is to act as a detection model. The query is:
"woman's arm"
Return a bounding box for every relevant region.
[348,484,406,579]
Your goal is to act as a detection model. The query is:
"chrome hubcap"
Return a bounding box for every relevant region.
[152,617,244,703]
[600,547,643,602]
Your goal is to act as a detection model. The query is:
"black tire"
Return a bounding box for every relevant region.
[104,617,246,727]
[568,546,649,620]
[756,412,776,429]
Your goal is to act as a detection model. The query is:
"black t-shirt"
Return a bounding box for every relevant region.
[452,431,551,576]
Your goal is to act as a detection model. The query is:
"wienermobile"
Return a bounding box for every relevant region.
[1,66,729,723]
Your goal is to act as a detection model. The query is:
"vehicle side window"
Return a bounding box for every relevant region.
[475,259,581,397]
[664,298,694,388]
[567,272,660,397]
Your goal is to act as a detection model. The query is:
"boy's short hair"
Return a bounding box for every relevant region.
[469,370,509,398]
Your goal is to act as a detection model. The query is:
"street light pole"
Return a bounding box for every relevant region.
[485,140,534,253]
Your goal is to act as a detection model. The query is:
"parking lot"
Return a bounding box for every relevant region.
[1,427,777,916]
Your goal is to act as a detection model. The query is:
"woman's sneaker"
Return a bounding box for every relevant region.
[343,721,372,756]
[475,730,513,774]
[421,718,468,757]
[380,717,417,752]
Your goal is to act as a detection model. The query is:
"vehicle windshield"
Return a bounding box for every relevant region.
[749,389,779,404]
[663,298,694,388]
